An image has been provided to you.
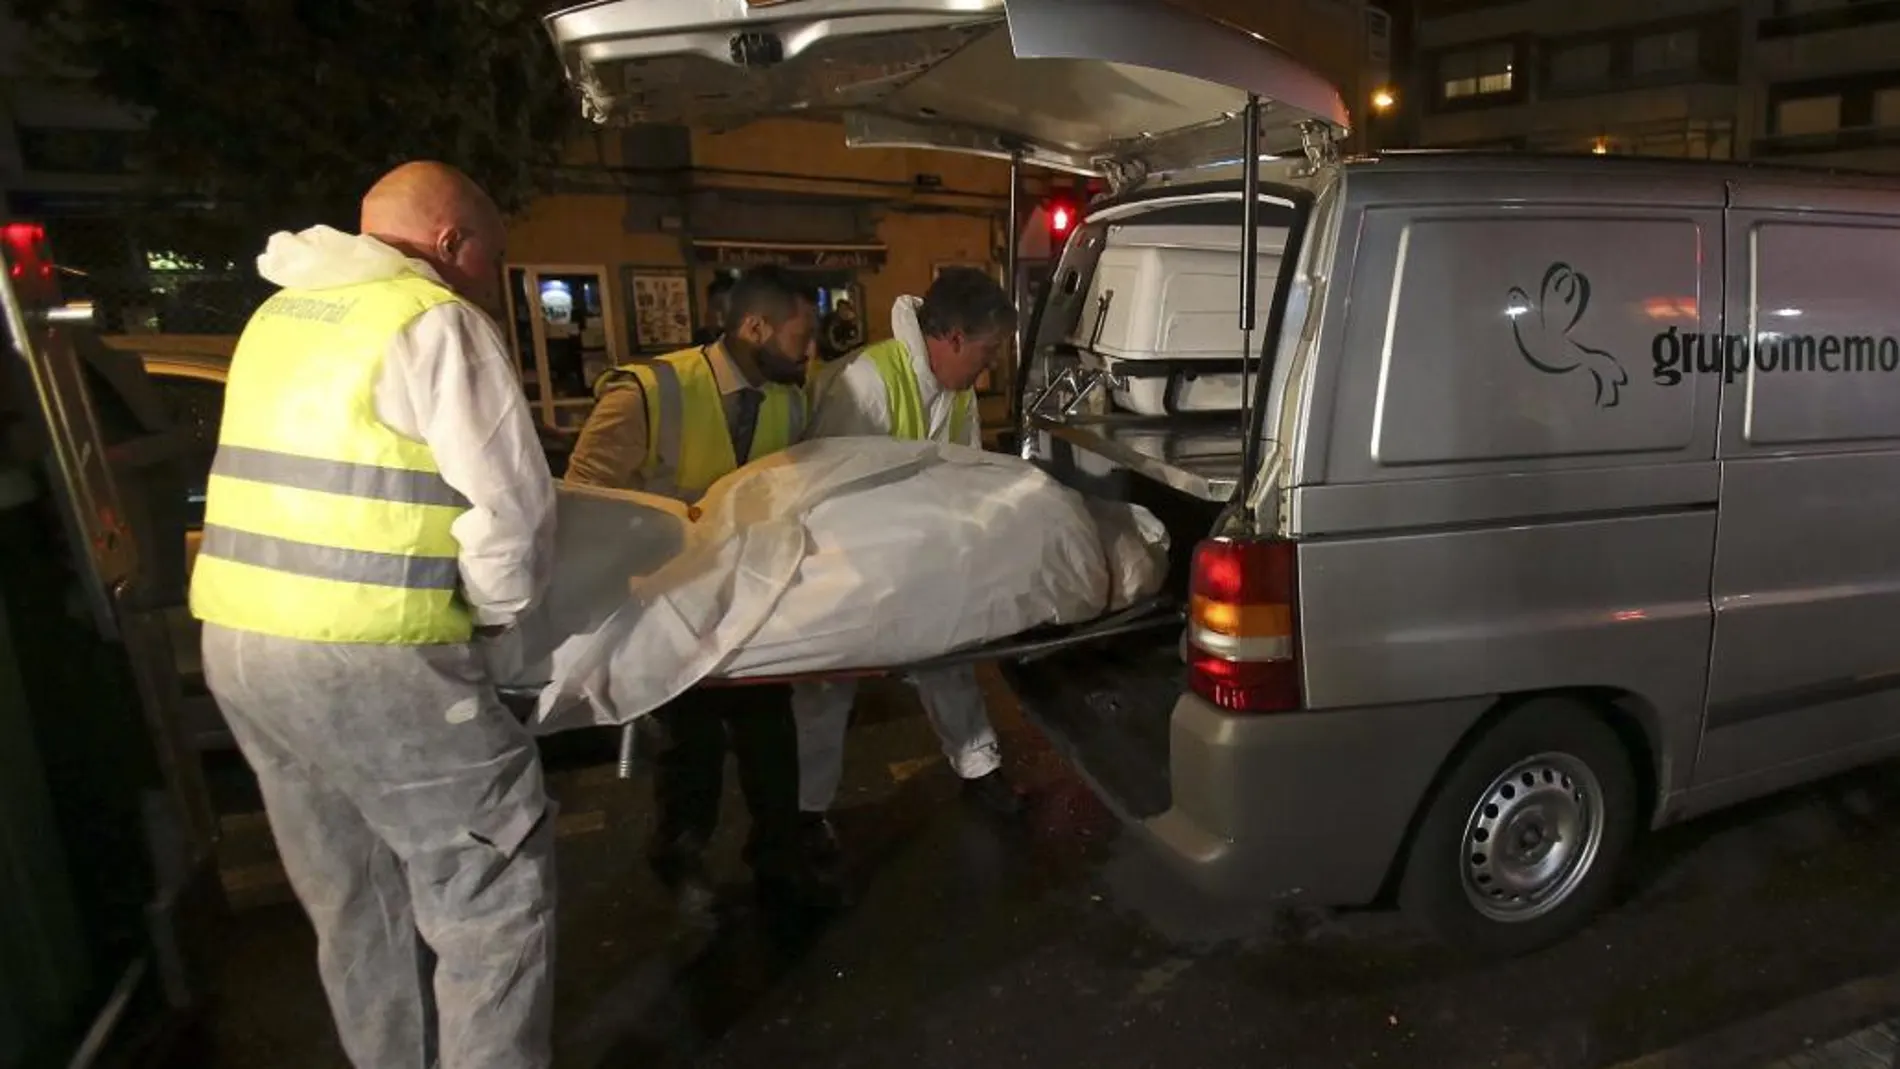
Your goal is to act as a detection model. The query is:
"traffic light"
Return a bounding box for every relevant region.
[1047,198,1077,241]
[1,222,58,305]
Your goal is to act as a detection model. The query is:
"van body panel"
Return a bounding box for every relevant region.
[1294,513,1714,804]
[1072,692,1489,904]
[1698,193,1900,790]
[1285,167,1726,495]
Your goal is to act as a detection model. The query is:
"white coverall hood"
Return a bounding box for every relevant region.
[255,224,440,292]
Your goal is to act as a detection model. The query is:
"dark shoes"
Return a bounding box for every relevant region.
[800,812,842,865]
[649,840,719,929]
[962,768,1026,816]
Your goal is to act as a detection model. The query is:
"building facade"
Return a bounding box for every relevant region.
[1411,0,1900,171]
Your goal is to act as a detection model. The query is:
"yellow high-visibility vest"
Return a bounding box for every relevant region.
[189,274,475,644]
[593,345,806,501]
[859,338,973,443]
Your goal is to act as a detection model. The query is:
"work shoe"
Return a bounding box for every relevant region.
[649,838,719,929]
[962,769,1026,816]
[800,812,842,866]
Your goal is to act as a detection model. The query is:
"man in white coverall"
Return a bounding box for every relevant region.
[189,162,558,1069]
[797,267,1026,853]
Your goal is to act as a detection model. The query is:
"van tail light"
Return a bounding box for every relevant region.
[1186,537,1302,713]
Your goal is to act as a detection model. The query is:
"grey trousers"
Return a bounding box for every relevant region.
[202,624,556,1069]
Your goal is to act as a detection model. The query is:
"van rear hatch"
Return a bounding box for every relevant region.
[543,0,1347,181]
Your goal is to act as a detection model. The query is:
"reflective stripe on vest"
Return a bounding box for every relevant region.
[863,338,972,443]
[188,273,475,645]
[596,346,805,502]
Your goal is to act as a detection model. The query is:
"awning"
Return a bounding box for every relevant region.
[691,241,887,269]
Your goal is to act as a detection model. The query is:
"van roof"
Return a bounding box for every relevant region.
[1121,150,1900,204]
[1362,150,1900,187]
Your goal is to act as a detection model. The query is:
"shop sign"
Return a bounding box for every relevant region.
[693,242,887,270]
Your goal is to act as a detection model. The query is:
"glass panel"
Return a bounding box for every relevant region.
[1549,41,1611,87]
[1776,95,1843,136]
[1631,29,1699,75]
[1875,87,1900,128]
[1440,42,1514,98]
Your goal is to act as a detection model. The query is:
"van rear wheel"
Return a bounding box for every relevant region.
[1397,699,1637,958]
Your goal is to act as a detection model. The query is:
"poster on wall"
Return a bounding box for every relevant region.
[622,266,695,353]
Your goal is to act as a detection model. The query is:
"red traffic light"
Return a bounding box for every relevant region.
[1047,199,1076,238]
[2,220,60,304]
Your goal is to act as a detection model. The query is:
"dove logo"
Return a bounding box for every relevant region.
[1506,263,1630,409]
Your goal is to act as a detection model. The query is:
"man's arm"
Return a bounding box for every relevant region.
[564,382,649,490]
[806,356,893,439]
[377,302,555,630]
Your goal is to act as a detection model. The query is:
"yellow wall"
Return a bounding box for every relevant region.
[505,117,1027,363]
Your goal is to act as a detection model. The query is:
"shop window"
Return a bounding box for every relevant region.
[1631,28,1699,76]
[1439,42,1515,101]
[1776,94,1843,136]
[1548,41,1612,89]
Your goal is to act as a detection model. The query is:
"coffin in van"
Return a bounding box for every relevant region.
[1069,223,1285,415]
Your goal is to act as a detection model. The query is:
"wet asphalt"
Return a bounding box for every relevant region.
[189,668,1900,1069]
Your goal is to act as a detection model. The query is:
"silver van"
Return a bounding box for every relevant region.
[547,0,1900,957]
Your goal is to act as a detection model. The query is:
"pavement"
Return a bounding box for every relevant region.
[181,668,1900,1069]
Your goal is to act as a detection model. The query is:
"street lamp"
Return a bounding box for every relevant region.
[1372,87,1397,111]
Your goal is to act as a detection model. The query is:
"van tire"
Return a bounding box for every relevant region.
[1396,698,1637,959]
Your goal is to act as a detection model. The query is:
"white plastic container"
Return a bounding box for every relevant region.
[1069,223,1286,415]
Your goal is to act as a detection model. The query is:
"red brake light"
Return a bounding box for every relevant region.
[1186,537,1301,713]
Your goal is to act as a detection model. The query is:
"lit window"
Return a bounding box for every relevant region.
[1775,94,1843,136]
[1440,42,1515,100]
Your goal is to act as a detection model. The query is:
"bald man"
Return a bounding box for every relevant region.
[190,161,558,1069]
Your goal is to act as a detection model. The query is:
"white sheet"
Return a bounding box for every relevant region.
[505,438,1168,731]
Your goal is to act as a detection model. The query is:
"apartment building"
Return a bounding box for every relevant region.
[1753,0,1900,170]
[1413,0,1747,157]
[1412,0,1900,170]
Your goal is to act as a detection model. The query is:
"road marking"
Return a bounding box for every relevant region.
[888,756,937,784]
[557,810,607,838]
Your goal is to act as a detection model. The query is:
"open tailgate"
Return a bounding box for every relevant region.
[543,0,1348,180]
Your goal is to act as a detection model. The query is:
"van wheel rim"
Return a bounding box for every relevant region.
[1460,752,1604,923]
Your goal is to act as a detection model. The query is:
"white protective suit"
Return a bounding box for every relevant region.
[794,296,1001,811]
[200,227,558,1069]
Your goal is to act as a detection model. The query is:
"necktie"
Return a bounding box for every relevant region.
[730,387,763,463]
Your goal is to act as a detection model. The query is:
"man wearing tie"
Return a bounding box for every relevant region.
[567,265,843,920]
